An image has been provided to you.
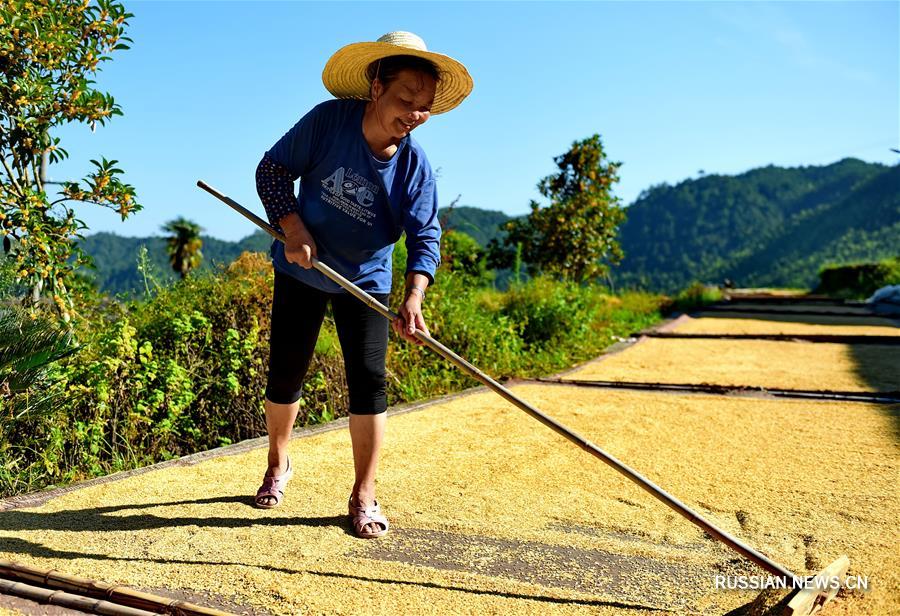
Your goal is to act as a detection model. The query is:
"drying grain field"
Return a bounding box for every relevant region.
[566,336,900,392]
[0,302,897,615]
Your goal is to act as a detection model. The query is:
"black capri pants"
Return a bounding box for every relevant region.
[266,270,390,414]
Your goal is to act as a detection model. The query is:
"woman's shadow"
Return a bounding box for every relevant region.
[0,494,353,538]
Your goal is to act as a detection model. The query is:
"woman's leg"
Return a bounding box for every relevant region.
[332,291,390,533]
[259,271,328,506]
[348,412,386,506]
[264,398,301,478]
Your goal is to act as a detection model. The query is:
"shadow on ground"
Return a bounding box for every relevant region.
[0,496,756,612]
[0,532,668,612]
[0,495,348,533]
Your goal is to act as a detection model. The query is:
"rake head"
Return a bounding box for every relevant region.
[784,556,851,616]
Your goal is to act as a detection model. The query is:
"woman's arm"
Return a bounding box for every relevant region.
[393,271,430,344]
[255,155,317,269]
[255,154,299,228]
[394,176,441,344]
[402,179,441,284]
[256,102,331,266]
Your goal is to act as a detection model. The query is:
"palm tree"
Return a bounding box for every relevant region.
[161,218,203,279]
[0,306,79,425]
[0,262,78,496]
[0,300,77,426]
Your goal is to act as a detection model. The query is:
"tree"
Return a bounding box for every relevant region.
[162,217,203,279]
[0,0,139,320]
[440,229,490,283]
[498,134,625,282]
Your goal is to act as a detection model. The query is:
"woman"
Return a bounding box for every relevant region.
[253,32,472,539]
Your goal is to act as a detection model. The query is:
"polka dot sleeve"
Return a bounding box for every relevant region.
[256,154,299,226]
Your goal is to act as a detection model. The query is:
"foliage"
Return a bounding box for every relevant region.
[161,217,203,279]
[495,134,625,282]
[135,244,161,297]
[1,249,664,496]
[664,282,724,313]
[0,0,140,320]
[615,159,899,292]
[815,257,900,299]
[386,254,662,402]
[66,253,279,461]
[1,252,281,493]
[439,229,491,284]
[501,277,593,346]
[0,260,78,494]
[0,308,76,415]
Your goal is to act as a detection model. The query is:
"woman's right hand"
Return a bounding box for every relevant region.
[280,213,317,269]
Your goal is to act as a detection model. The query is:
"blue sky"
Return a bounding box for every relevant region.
[50,1,899,242]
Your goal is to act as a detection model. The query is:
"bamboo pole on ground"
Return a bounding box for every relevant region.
[0,578,158,616]
[0,560,236,616]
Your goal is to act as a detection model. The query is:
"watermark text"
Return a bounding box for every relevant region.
[713,575,869,592]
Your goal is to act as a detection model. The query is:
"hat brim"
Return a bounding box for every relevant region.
[322,41,473,115]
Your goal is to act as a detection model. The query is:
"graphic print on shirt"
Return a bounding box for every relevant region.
[321,167,380,227]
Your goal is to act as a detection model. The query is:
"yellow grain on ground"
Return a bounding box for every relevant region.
[0,385,897,615]
[569,337,900,392]
[674,316,900,337]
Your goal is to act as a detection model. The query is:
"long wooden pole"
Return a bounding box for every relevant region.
[0,559,236,616]
[196,180,800,583]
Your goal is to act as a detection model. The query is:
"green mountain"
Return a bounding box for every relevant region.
[79,159,898,296]
[79,207,511,295]
[614,159,899,292]
[438,205,510,246]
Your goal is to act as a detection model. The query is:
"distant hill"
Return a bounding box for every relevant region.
[614,159,899,292]
[438,205,510,246]
[79,159,898,295]
[81,208,511,295]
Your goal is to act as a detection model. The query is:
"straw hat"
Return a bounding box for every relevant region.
[322,31,473,115]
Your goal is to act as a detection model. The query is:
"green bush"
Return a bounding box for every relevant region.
[387,270,664,400]
[501,277,594,346]
[439,230,492,284]
[1,253,344,493]
[387,269,525,400]
[665,282,724,312]
[815,257,900,299]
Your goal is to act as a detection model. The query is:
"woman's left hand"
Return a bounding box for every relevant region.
[392,293,429,345]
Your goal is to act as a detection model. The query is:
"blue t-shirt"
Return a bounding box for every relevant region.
[265,99,441,294]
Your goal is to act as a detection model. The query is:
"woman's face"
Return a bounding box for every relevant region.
[372,69,437,139]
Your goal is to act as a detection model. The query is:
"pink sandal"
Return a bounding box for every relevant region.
[254,457,292,509]
[348,498,389,538]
